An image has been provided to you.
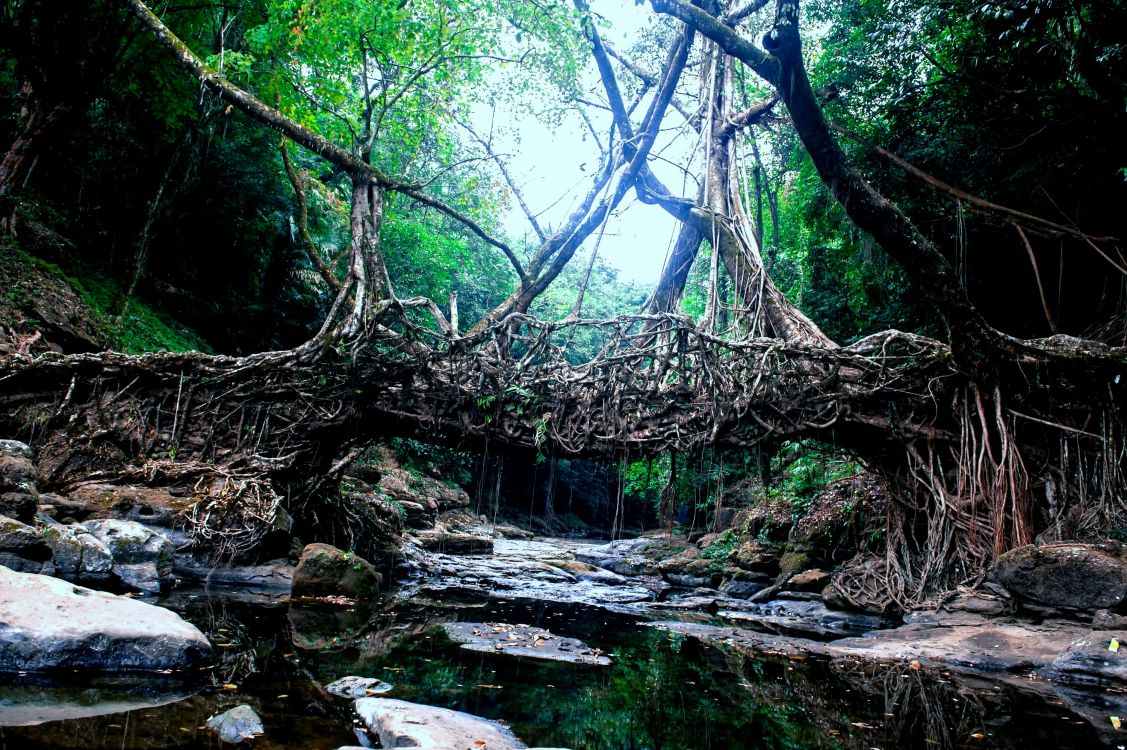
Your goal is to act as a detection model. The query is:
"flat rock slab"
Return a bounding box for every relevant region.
[443,622,611,665]
[650,612,1098,679]
[355,697,527,749]
[326,675,394,698]
[0,565,213,673]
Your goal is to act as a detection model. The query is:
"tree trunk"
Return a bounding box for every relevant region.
[0,90,73,198]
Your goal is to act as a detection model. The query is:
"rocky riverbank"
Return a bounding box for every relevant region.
[4,434,1127,748]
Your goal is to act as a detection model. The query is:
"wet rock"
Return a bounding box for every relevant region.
[726,540,780,575]
[175,558,293,589]
[425,540,659,608]
[942,590,1014,616]
[40,521,113,583]
[1051,630,1127,686]
[1093,609,1127,629]
[354,698,528,749]
[444,622,612,665]
[83,519,174,594]
[989,543,1127,610]
[493,523,534,540]
[206,704,264,743]
[326,676,394,698]
[0,566,213,672]
[392,499,436,529]
[550,559,628,585]
[788,568,829,591]
[776,551,811,581]
[0,455,36,495]
[0,440,32,461]
[414,528,493,554]
[0,516,50,563]
[64,483,195,527]
[575,537,661,577]
[718,577,767,599]
[293,543,382,600]
[718,598,886,639]
[0,492,37,524]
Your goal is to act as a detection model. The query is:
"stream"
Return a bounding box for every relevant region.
[0,538,1122,749]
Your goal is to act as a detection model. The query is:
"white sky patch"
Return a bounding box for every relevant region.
[471,0,692,286]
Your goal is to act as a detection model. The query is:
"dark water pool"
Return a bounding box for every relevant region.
[0,588,1121,749]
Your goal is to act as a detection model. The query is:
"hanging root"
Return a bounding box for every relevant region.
[185,470,283,561]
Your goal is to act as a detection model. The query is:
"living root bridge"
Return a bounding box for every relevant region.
[0,315,955,474]
[2,313,1124,608]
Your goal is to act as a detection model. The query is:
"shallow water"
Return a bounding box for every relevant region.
[0,586,1122,749]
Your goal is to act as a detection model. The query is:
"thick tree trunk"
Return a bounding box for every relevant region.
[0,91,72,198]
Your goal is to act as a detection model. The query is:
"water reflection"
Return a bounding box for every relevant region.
[0,589,1121,749]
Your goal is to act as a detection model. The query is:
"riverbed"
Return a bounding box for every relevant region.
[0,538,1122,749]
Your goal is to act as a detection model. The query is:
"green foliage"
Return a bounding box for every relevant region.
[766,441,862,516]
[386,438,475,491]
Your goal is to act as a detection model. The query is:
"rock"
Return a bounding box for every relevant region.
[776,551,811,580]
[40,522,113,582]
[726,540,780,574]
[0,455,36,495]
[83,519,174,594]
[0,492,37,524]
[0,441,32,461]
[293,543,382,600]
[64,483,195,527]
[354,698,528,749]
[696,532,722,549]
[1051,630,1127,686]
[414,529,493,554]
[1093,609,1127,629]
[444,622,612,665]
[493,523,534,540]
[392,499,436,529]
[788,568,829,591]
[326,676,394,698]
[175,558,293,589]
[549,559,629,586]
[0,517,50,562]
[0,566,213,672]
[989,542,1127,610]
[206,704,264,743]
[942,590,1014,616]
[718,578,766,599]
[718,598,886,639]
[575,538,661,577]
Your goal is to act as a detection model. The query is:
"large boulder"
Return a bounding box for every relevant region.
[83,519,175,594]
[62,483,195,528]
[40,522,113,583]
[0,516,50,573]
[0,445,38,523]
[292,543,382,600]
[413,528,493,554]
[989,543,1127,610]
[0,566,213,672]
[354,698,528,750]
[1052,630,1127,686]
[0,441,32,461]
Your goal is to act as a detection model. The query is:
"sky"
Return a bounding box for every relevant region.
[474,0,695,286]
